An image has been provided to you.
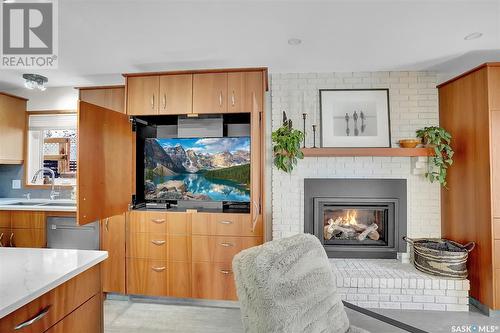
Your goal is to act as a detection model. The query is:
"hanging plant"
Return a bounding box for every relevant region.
[416,126,454,187]
[272,112,305,173]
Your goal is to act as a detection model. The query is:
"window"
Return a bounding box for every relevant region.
[26,112,77,186]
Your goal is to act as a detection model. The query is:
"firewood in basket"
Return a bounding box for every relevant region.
[357,224,378,241]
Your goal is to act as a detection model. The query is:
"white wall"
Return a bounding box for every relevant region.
[7,87,78,111]
[271,71,441,244]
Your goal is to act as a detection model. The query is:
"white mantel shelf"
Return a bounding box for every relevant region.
[301,147,434,157]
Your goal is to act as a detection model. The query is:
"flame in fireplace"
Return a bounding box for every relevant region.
[344,210,358,225]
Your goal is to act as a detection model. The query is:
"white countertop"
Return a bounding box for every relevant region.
[0,247,107,318]
[0,198,76,212]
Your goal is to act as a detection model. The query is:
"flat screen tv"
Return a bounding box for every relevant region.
[144,137,251,202]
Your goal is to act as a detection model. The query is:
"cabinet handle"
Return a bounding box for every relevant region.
[0,232,4,247]
[219,269,232,275]
[231,91,235,106]
[105,218,109,232]
[151,218,166,224]
[220,242,234,247]
[151,94,155,109]
[219,220,233,225]
[152,266,166,272]
[151,240,166,246]
[14,305,51,330]
[163,93,167,110]
[9,233,14,247]
[252,200,259,232]
[219,91,223,106]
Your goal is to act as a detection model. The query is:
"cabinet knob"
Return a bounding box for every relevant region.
[219,91,223,106]
[151,240,166,246]
[163,93,167,110]
[0,232,4,247]
[9,233,14,247]
[151,266,166,272]
[14,305,51,330]
[231,91,235,106]
[219,269,232,275]
[220,242,234,247]
[219,220,233,225]
[104,218,109,232]
[151,94,155,109]
[151,218,166,224]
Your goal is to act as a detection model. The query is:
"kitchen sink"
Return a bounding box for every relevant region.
[3,201,76,207]
[4,201,48,206]
[39,202,76,207]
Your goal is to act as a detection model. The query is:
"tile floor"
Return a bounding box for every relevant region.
[104,299,500,333]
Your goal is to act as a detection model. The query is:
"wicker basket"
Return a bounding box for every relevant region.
[403,237,475,279]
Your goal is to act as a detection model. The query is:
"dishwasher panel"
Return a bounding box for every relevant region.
[47,217,100,250]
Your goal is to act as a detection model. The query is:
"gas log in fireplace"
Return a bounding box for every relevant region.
[304,179,407,259]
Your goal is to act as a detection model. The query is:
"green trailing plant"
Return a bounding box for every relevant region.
[416,126,454,187]
[272,112,305,173]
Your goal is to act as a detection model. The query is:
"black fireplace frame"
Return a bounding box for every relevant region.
[304,179,407,259]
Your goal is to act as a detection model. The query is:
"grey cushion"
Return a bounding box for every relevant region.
[232,233,369,333]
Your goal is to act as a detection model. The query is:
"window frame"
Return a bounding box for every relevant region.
[24,110,77,188]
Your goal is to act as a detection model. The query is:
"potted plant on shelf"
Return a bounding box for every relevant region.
[416,126,454,187]
[272,112,305,173]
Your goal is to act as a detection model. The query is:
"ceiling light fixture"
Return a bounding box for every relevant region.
[23,74,48,91]
[288,38,302,45]
[464,32,483,40]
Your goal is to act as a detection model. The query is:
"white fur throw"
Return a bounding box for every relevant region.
[232,234,369,333]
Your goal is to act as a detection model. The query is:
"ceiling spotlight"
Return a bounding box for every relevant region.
[288,38,302,45]
[23,74,48,90]
[464,32,483,40]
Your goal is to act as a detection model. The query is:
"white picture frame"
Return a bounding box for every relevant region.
[320,89,391,148]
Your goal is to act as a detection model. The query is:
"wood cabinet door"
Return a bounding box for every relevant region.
[101,214,126,294]
[77,101,133,225]
[11,229,45,248]
[128,232,168,260]
[159,74,193,115]
[129,211,167,233]
[227,71,263,114]
[0,94,25,164]
[80,87,125,114]
[127,76,160,115]
[193,73,227,114]
[44,294,102,333]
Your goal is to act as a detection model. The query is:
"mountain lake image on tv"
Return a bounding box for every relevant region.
[144,137,251,202]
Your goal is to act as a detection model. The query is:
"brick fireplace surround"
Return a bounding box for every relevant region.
[270,71,469,311]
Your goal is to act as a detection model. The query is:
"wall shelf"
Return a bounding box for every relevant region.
[301,147,434,157]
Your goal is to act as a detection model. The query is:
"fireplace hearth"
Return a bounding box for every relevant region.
[305,179,407,259]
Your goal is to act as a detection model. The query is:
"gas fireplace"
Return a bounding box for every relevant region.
[304,179,407,259]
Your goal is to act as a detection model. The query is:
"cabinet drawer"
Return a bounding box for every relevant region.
[192,236,261,263]
[129,211,167,233]
[192,213,254,236]
[12,229,46,248]
[0,211,10,228]
[128,233,168,260]
[0,265,100,333]
[127,258,168,296]
[192,262,237,300]
[44,293,102,333]
[11,211,45,229]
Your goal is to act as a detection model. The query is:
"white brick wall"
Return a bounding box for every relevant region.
[271,71,441,242]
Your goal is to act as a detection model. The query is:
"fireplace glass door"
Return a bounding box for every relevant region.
[322,205,391,246]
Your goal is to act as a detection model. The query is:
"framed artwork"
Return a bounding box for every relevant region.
[319,89,391,148]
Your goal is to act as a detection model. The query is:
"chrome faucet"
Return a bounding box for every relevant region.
[31,168,59,200]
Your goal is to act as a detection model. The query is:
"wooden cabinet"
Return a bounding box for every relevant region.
[193,73,228,114]
[0,92,27,164]
[192,212,261,237]
[127,258,168,296]
[159,74,193,115]
[439,63,500,310]
[45,293,102,333]
[79,86,125,114]
[0,265,101,333]
[10,211,46,248]
[227,71,264,114]
[100,214,126,294]
[192,236,261,263]
[127,76,160,115]
[192,262,237,300]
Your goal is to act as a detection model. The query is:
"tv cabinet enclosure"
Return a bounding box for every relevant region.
[76,68,267,301]
[438,62,500,310]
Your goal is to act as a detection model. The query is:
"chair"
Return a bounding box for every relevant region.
[232,233,369,333]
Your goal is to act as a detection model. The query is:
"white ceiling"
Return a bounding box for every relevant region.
[0,0,499,90]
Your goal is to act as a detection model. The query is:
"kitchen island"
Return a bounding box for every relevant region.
[0,247,107,332]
